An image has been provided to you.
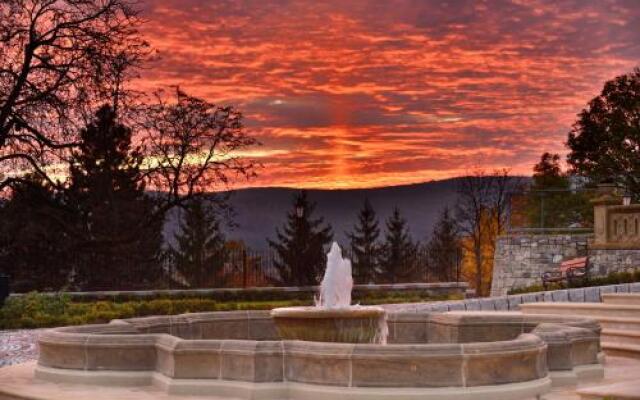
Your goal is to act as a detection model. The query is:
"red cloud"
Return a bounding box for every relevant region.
[135,0,640,189]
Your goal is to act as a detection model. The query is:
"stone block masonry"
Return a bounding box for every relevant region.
[490,233,591,297]
[490,233,640,296]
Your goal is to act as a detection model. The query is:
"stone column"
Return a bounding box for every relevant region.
[591,183,621,247]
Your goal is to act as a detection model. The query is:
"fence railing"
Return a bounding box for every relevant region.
[6,246,462,293]
[507,188,596,234]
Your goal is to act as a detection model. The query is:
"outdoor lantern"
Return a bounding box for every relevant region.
[623,190,632,206]
[296,204,304,218]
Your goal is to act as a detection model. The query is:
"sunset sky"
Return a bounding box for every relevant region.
[136,0,640,189]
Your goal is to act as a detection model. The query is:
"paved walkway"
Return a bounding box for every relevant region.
[0,329,40,368]
[541,356,640,400]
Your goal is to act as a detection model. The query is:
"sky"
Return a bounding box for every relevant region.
[136,0,640,189]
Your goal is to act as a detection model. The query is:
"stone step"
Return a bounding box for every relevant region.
[603,293,640,306]
[602,329,640,347]
[598,317,640,332]
[520,302,640,319]
[578,380,640,400]
[602,342,640,360]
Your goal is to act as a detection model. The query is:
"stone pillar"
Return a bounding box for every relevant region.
[591,183,621,247]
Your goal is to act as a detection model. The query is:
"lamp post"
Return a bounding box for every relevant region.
[296,204,304,218]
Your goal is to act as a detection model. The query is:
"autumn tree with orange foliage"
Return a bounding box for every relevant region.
[459,210,500,296]
[456,170,519,296]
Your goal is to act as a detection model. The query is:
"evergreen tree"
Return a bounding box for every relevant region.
[171,198,226,288]
[378,207,416,283]
[0,176,74,291]
[426,207,461,282]
[66,105,163,290]
[347,198,380,283]
[268,191,333,286]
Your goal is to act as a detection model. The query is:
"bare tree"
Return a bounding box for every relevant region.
[490,168,516,236]
[0,0,148,190]
[139,88,259,220]
[456,169,518,295]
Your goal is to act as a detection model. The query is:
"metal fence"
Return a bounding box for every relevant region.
[6,246,462,293]
[506,188,597,234]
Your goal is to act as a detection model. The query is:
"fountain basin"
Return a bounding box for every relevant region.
[271,306,387,343]
[4,310,606,400]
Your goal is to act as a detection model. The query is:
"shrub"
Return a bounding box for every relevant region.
[0,291,460,330]
[508,268,640,295]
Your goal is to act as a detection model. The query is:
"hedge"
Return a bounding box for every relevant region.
[0,291,461,330]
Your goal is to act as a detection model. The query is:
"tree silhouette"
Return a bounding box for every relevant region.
[533,153,568,189]
[66,106,162,290]
[567,68,640,198]
[140,88,258,225]
[527,153,593,229]
[347,198,380,283]
[426,207,461,282]
[378,207,416,283]
[268,191,333,286]
[0,0,149,191]
[0,175,73,291]
[171,198,226,288]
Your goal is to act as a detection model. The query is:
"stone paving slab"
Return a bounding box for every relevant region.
[540,356,640,400]
[0,329,40,368]
[577,380,640,400]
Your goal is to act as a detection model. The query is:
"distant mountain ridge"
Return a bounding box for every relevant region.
[163,177,527,250]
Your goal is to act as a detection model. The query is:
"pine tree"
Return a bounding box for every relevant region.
[0,176,74,291]
[171,198,226,288]
[426,207,461,282]
[347,198,380,283]
[66,105,163,290]
[268,191,333,286]
[378,207,416,283]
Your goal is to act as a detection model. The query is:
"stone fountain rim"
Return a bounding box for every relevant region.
[270,305,385,319]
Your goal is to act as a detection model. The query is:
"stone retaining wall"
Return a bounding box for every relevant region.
[490,233,640,296]
[490,233,591,297]
[588,249,640,276]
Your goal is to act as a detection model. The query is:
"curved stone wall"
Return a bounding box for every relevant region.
[34,310,604,398]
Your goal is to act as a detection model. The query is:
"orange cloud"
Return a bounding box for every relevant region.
[134,0,640,189]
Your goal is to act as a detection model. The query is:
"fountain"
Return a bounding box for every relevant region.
[270,242,388,343]
[0,244,605,400]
